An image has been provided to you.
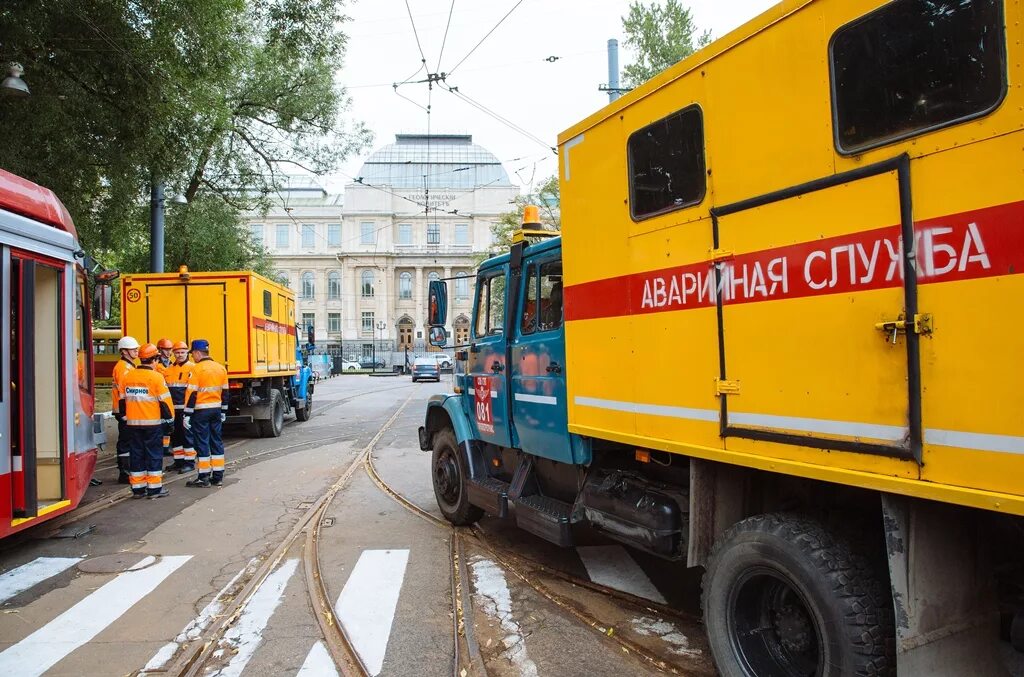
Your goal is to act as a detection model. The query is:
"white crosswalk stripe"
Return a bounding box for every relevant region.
[577,545,666,604]
[0,554,191,677]
[0,557,83,604]
[208,558,300,677]
[141,557,259,673]
[297,640,340,676]
[336,549,410,676]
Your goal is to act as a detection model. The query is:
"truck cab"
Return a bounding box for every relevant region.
[420,211,679,553]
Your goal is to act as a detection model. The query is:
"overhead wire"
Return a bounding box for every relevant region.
[435,0,456,73]
[446,0,526,77]
[439,82,554,153]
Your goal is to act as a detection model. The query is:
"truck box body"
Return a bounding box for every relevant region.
[121,270,297,379]
[556,0,1024,516]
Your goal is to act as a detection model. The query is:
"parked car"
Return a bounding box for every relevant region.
[359,358,386,369]
[412,357,440,382]
[340,359,361,371]
[432,353,453,369]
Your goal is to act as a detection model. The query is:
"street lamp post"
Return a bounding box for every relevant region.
[375,321,386,373]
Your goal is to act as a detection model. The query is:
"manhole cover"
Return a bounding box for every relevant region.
[78,553,153,574]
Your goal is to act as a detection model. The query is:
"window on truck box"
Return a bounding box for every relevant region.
[627,105,706,220]
[473,271,505,338]
[830,0,1006,154]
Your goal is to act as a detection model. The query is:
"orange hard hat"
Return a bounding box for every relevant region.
[172,341,189,351]
[156,338,174,349]
[139,343,159,360]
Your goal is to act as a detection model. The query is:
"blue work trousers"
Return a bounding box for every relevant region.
[128,425,165,496]
[191,409,225,481]
[116,418,130,474]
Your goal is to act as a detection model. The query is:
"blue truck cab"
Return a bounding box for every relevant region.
[291,330,316,422]
[419,219,684,556]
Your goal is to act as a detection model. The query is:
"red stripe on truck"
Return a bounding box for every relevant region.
[565,200,1024,321]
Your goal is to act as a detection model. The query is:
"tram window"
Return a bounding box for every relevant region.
[628,105,706,220]
[831,0,1006,154]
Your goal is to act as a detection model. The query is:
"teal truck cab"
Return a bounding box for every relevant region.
[418,212,685,556]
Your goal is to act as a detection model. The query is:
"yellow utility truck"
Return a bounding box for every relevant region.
[419,0,1024,674]
[122,268,313,437]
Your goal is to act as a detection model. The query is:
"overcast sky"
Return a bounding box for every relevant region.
[329,0,778,193]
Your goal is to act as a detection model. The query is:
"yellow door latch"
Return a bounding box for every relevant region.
[715,378,741,395]
[874,313,933,344]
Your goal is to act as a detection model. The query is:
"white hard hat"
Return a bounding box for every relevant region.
[117,336,140,350]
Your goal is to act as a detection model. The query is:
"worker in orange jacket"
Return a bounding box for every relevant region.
[120,343,174,498]
[112,336,140,484]
[164,341,194,473]
[183,339,229,487]
[155,338,175,458]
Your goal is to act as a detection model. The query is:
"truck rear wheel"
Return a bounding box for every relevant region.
[258,390,285,438]
[431,428,483,526]
[295,387,312,422]
[702,513,895,677]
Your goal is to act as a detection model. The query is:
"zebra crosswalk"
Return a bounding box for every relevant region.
[0,542,673,676]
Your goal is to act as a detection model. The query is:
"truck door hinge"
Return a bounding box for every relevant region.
[715,378,741,396]
[709,248,734,263]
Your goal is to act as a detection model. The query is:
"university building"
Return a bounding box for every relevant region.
[245,134,518,361]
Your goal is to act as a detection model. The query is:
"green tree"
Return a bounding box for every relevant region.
[116,197,274,276]
[621,0,712,88]
[483,175,560,263]
[0,0,368,269]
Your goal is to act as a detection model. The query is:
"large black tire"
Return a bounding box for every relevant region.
[431,428,483,526]
[295,386,312,422]
[702,513,895,677]
[257,390,285,438]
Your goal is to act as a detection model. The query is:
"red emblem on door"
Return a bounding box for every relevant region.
[474,376,494,434]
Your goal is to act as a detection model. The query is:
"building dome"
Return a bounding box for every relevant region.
[356,134,512,190]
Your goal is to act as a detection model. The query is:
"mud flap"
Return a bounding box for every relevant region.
[882,495,1007,676]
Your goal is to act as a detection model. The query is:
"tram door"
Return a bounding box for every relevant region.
[9,253,65,518]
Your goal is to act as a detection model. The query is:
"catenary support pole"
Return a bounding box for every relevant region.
[150,179,165,273]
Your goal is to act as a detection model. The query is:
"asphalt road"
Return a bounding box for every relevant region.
[0,374,710,677]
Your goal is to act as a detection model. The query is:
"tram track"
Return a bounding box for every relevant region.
[165,390,418,677]
[363,444,702,676]
[30,381,418,542]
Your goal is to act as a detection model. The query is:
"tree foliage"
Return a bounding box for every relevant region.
[621,0,712,88]
[484,175,560,263]
[117,197,273,276]
[0,0,369,273]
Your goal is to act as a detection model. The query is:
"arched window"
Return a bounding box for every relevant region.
[361,270,375,298]
[399,272,413,300]
[428,271,440,284]
[455,272,470,300]
[301,271,315,299]
[328,271,341,300]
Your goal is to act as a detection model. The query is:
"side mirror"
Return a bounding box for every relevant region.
[427,279,448,327]
[428,326,448,348]
[93,284,112,321]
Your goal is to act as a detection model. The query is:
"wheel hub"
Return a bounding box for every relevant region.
[773,603,813,654]
[434,453,460,504]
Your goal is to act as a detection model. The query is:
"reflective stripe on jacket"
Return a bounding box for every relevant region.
[165,360,194,409]
[184,357,229,415]
[119,365,173,426]
[111,358,135,412]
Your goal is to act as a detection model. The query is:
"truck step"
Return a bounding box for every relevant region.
[513,494,574,547]
[468,477,509,518]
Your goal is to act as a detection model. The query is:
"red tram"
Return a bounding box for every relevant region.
[0,169,103,537]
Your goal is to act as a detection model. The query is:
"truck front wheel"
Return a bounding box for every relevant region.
[257,390,285,438]
[295,387,313,422]
[702,513,895,677]
[431,429,483,526]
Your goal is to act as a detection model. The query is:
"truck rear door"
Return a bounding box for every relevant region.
[467,264,511,448]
